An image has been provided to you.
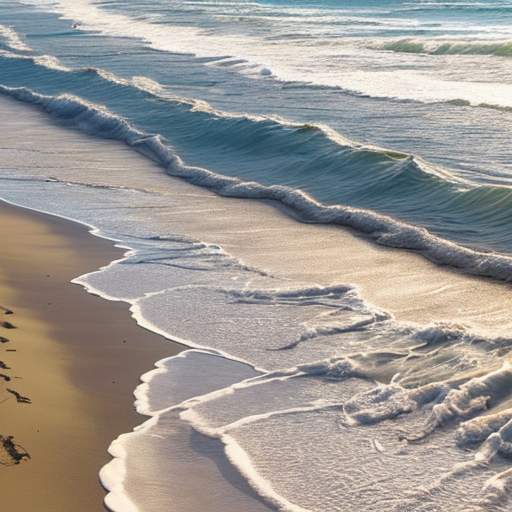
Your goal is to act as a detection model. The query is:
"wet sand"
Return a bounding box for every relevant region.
[0,200,181,512]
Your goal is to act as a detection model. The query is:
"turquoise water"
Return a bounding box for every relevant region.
[1,1,512,511]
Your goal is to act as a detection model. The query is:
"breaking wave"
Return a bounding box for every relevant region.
[3,83,512,282]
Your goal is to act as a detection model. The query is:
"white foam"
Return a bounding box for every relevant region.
[403,363,512,441]
[15,0,512,107]
[134,349,261,415]
[99,440,141,512]
[0,25,32,51]
[457,409,512,446]
[222,434,311,512]
[101,350,276,512]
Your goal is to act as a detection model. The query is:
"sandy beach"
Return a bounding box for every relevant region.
[2,2,512,509]
[0,200,181,512]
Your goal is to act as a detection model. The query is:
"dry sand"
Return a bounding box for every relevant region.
[0,200,180,512]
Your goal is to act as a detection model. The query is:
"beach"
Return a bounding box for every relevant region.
[1,1,512,509]
[0,199,180,511]
[1,90,512,511]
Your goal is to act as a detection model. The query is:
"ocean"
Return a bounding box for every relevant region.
[1,0,512,510]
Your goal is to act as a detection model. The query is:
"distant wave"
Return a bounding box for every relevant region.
[378,39,512,57]
[0,25,31,52]
[395,2,512,15]
[442,99,512,114]
[3,84,512,282]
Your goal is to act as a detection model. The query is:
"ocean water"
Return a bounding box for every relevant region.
[1,0,512,510]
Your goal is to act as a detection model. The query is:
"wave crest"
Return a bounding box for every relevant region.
[379,39,512,57]
[3,84,512,282]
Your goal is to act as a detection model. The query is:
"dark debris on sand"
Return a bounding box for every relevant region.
[0,435,30,466]
[6,389,31,404]
[0,307,13,342]
[0,306,32,465]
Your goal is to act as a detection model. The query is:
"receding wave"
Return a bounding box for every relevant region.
[77,214,512,512]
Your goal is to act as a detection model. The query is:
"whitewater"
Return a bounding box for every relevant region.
[1,0,512,510]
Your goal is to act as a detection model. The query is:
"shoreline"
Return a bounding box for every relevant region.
[2,90,512,375]
[0,200,181,512]
[2,93,512,511]
[1,93,511,337]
